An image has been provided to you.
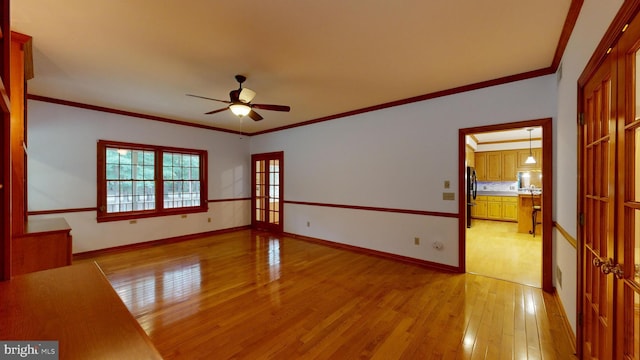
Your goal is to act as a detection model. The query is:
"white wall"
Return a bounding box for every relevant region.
[251,75,556,266]
[27,100,251,253]
[554,0,623,335]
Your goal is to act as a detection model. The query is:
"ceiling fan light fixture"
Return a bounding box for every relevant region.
[229,103,251,117]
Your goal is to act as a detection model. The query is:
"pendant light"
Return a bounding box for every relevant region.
[525,128,536,164]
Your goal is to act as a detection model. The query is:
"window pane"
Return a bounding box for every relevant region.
[120,164,132,180]
[100,141,206,220]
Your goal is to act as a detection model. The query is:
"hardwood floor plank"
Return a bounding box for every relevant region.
[77,229,574,359]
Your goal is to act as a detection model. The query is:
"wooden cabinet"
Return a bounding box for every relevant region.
[465,145,475,167]
[472,195,517,222]
[487,196,503,219]
[502,197,518,221]
[486,152,502,181]
[517,148,542,171]
[472,195,488,218]
[474,153,487,180]
[475,150,520,181]
[501,150,518,181]
[12,218,72,276]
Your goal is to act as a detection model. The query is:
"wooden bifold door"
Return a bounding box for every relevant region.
[579,9,640,360]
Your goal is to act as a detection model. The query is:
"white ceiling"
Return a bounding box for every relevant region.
[473,127,542,143]
[11,0,573,134]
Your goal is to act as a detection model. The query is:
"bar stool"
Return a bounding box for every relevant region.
[529,191,541,237]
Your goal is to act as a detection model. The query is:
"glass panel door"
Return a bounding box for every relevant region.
[252,152,283,233]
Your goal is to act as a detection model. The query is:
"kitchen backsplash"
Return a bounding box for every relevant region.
[477,181,518,192]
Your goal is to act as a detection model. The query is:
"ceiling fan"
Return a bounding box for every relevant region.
[187,75,290,121]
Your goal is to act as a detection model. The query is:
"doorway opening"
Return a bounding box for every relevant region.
[458,119,553,292]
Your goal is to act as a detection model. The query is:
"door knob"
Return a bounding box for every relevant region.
[601,258,614,275]
[611,263,624,279]
[592,257,605,268]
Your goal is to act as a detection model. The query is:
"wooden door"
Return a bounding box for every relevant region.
[251,152,283,233]
[615,14,640,359]
[580,47,616,359]
[579,10,640,359]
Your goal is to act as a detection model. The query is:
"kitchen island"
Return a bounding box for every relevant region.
[517,192,542,235]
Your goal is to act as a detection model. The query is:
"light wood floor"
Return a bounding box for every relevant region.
[77,229,573,359]
[466,220,542,288]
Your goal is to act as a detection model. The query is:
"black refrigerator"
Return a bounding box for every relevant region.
[466,166,477,228]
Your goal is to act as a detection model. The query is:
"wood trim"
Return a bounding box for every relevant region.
[459,118,554,292]
[0,0,8,281]
[578,0,640,86]
[28,207,97,216]
[551,0,584,70]
[72,225,251,260]
[284,232,459,273]
[208,197,251,203]
[553,221,577,249]
[27,94,246,136]
[553,289,577,354]
[27,198,250,216]
[284,200,459,218]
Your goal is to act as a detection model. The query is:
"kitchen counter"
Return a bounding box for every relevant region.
[517,193,542,234]
[476,191,518,197]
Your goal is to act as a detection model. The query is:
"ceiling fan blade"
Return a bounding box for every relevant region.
[205,107,229,115]
[239,88,256,103]
[251,104,290,112]
[186,94,230,104]
[248,110,263,121]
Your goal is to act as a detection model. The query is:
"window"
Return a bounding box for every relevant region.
[97,140,207,222]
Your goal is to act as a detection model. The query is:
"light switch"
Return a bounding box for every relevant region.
[444,180,450,189]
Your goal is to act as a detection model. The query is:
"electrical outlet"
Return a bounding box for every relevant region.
[181,214,187,219]
[129,220,137,224]
[414,237,420,245]
[208,217,211,223]
[307,221,310,227]
[432,241,444,250]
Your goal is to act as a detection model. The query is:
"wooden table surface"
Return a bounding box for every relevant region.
[0,262,162,359]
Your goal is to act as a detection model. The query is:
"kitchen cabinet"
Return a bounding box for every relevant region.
[475,150,520,181]
[517,148,542,170]
[472,195,516,222]
[465,145,475,167]
[486,152,502,181]
[501,150,518,181]
[472,195,488,218]
[474,153,487,180]
[502,197,518,221]
[487,196,503,219]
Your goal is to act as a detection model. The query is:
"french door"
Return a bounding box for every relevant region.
[579,10,640,360]
[251,152,283,233]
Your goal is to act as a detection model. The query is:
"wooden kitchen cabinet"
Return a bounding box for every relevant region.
[517,148,542,170]
[472,195,488,218]
[475,150,520,181]
[501,150,518,181]
[474,153,487,180]
[487,196,503,219]
[502,197,518,221]
[486,152,502,181]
